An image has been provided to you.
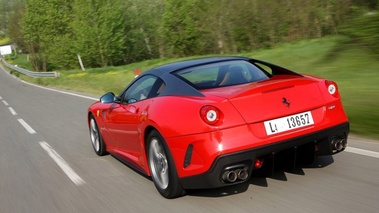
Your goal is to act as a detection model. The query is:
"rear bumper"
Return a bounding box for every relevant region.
[179,122,349,189]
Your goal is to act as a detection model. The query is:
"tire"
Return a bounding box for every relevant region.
[89,114,107,156]
[147,130,185,198]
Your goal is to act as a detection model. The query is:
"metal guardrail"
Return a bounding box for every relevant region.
[1,58,59,78]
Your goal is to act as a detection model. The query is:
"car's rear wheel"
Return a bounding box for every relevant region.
[147,130,185,198]
[89,114,107,156]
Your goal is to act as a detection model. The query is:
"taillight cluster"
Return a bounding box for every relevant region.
[200,105,223,125]
[325,80,339,97]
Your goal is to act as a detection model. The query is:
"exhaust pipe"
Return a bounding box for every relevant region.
[222,170,237,183]
[332,138,347,152]
[237,168,249,181]
[222,164,250,183]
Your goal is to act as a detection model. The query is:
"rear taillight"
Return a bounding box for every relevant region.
[200,105,223,125]
[325,80,338,97]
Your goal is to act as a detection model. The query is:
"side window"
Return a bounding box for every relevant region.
[122,75,157,104]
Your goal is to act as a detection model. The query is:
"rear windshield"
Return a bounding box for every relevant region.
[174,61,270,90]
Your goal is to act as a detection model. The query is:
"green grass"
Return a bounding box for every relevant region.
[3,36,379,139]
[6,54,35,71]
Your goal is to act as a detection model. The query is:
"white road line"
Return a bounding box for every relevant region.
[345,147,379,159]
[8,107,17,115]
[17,118,37,134]
[2,100,8,106]
[39,141,85,186]
[21,80,98,101]
[0,96,2,99]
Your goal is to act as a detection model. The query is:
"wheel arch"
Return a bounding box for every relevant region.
[144,125,185,198]
[87,111,93,126]
[143,125,158,176]
[143,125,179,175]
[144,125,156,141]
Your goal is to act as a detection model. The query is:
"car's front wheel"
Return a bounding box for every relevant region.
[89,114,107,156]
[147,130,185,198]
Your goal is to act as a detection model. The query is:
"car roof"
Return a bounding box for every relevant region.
[128,56,301,98]
[132,57,251,98]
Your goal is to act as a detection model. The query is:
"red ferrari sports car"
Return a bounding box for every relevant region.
[88,56,349,198]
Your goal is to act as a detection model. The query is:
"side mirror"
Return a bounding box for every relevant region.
[100,92,116,103]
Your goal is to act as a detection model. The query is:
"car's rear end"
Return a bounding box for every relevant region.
[223,74,348,153]
[166,58,349,189]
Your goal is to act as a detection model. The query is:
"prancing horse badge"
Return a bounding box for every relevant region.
[282,97,290,108]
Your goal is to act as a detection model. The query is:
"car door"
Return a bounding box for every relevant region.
[107,75,162,164]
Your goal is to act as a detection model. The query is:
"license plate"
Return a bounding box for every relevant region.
[264,111,314,135]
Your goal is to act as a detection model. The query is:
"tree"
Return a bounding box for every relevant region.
[0,0,10,39]
[122,0,164,61]
[39,0,76,70]
[6,0,26,51]
[21,0,73,71]
[72,0,127,68]
[162,0,202,57]
[6,0,364,69]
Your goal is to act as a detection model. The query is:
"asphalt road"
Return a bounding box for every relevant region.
[1,65,378,213]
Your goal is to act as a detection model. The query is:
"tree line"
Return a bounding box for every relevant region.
[0,0,378,71]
